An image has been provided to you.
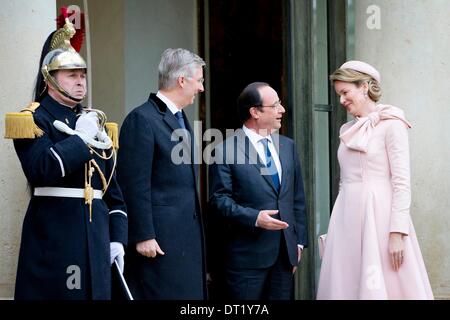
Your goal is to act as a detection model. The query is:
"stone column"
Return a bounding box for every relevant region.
[355,0,450,299]
[0,0,55,299]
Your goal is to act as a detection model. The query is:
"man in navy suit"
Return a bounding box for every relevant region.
[116,48,207,299]
[209,82,308,300]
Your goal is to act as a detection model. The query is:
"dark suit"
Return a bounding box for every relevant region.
[116,93,206,300]
[208,129,307,299]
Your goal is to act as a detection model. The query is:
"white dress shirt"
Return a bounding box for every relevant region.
[242,125,282,183]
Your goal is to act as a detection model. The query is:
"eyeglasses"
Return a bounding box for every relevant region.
[186,76,205,84]
[259,100,283,109]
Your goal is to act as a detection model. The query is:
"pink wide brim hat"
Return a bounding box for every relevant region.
[340,60,381,83]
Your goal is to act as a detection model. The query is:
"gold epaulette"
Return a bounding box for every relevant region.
[105,122,119,149]
[4,102,44,139]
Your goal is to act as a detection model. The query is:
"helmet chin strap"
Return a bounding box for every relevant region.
[59,87,84,103]
[42,67,85,104]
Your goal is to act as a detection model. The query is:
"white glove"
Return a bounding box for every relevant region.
[75,112,99,139]
[53,120,112,150]
[110,242,125,273]
[97,128,112,145]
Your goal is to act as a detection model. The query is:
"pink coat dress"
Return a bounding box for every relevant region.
[316,105,434,300]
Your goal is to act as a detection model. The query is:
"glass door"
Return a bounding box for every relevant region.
[312,0,331,290]
[288,0,349,299]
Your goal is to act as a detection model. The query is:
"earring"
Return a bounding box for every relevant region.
[364,92,368,99]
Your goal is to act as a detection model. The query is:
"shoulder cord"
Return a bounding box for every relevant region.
[89,147,116,193]
[84,147,117,222]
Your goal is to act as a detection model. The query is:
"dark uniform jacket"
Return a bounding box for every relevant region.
[13,95,127,300]
[117,93,206,300]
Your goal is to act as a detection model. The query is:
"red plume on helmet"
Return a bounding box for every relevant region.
[56,6,85,52]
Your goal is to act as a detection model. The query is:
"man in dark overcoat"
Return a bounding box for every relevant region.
[117,48,207,299]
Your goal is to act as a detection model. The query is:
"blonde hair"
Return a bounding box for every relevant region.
[330,68,381,102]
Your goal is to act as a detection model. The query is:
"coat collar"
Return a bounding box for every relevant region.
[149,93,192,133]
[149,93,197,167]
[340,104,411,152]
[41,95,82,126]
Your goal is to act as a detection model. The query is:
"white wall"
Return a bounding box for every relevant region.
[124,0,199,123]
[57,0,126,124]
[355,0,450,299]
[0,0,56,299]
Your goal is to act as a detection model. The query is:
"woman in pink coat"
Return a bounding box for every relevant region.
[316,61,433,300]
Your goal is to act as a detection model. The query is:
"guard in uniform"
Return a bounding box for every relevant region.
[4,12,127,300]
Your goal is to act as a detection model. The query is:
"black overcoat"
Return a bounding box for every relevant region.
[117,94,206,300]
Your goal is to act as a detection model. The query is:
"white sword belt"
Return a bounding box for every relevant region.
[34,187,103,199]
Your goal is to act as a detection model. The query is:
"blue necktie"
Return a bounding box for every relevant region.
[260,138,280,192]
[175,111,186,129]
[175,111,190,139]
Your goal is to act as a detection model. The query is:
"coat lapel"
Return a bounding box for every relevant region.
[149,94,191,143]
[149,93,181,131]
[235,130,279,193]
[275,135,289,195]
[149,93,198,179]
[183,111,200,180]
